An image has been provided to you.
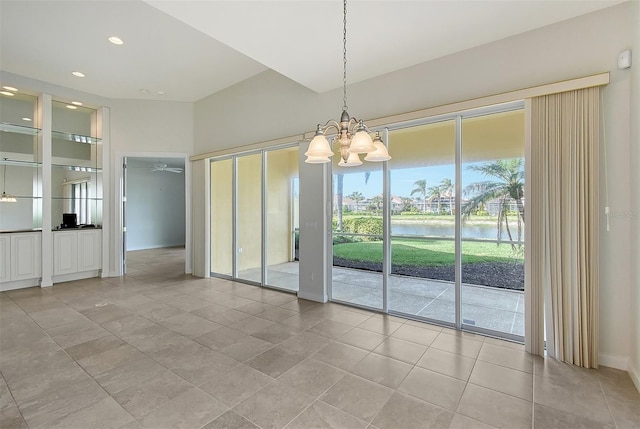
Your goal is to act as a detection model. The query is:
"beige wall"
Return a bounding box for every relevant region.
[194,3,635,369]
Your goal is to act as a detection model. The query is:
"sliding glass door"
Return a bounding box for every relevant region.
[210,158,233,277]
[331,162,384,309]
[210,145,300,291]
[329,102,525,341]
[388,120,456,323]
[461,110,525,339]
[265,146,299,291]
[236,153,262,283]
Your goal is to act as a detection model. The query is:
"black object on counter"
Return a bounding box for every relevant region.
[61,213,77,228]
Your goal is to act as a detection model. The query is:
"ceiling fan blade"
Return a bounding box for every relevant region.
[165,168,183,173]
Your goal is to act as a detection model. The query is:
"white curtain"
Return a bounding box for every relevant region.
[530,86,600,368]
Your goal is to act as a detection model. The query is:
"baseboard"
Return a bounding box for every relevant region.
[0,278,40,292]
[53,270,101,284]
[297,290,328,303]
[628,362,640,394]
[599,353,628,370]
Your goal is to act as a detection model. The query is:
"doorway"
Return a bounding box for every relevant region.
[115,152,191,277]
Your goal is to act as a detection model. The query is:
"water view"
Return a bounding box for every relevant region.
[391,220,524,241]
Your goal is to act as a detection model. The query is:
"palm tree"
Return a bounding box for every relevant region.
[462,158,525,248]
[348,191,365,212]
[410,179,427,213]
[427,185,442,214]
[439,178,454,214]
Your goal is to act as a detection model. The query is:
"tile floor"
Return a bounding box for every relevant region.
[0,247,638,429]
[244,262,525,337]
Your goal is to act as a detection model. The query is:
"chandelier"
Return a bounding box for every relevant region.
[304,0,391,166]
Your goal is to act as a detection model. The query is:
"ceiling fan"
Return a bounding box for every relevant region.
[150,163,183,173]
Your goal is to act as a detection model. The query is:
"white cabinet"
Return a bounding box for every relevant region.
[11,233,41,280]
[78,230,101,271]
[0,232,42,290]
[0,235,10,283]
[53,231,78,276]
[53,229,101,279]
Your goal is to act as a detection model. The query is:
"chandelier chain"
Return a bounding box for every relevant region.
[342,0,348,112]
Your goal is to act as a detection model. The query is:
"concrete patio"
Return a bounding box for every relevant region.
[247,263,524,338]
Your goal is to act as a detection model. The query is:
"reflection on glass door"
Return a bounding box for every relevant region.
[265,146,299,291]
[461,110,525,338]
[210,158,233,277]
[331,161,384,310]
[388,120,456,323]
[236,153,262,283]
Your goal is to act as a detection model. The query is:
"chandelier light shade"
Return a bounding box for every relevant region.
[1,158,17,203]
[305,154,333,164]
[304,127,334,158]
[305,0,390,166]
[338,151,363,167]
[364,131,392,162]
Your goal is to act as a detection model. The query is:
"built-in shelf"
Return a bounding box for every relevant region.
[1,91,108,289]
[51,130,100,145]
[0,159,41,167]
[0,122,41,135]
[51,164,102,172]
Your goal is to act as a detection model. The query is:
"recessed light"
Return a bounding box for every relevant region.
[72,71,85,78]
[71,101,83,106]
[157,91,165,96]
[0,91,14,96]
[108,36,124,45]
[139,89,149,94]
[2,86,17,92]
[66,105,78,110]
[22,117,32,122]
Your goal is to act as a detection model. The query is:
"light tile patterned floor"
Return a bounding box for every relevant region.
[0,247,638,429]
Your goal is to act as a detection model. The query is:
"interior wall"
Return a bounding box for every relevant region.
[126,160,185,251]
[629,0,640,390]
[193,3,634,368]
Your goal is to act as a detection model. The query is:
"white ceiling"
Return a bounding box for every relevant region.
[0,0,625,103]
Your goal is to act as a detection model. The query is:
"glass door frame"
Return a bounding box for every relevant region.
[329,100,526,342]
[209,143,300,293]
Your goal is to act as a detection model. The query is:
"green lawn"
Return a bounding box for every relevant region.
[333,238,523,266]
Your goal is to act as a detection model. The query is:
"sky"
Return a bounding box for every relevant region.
[335,163,491,200]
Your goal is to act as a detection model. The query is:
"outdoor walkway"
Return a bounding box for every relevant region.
[258,263,524,338]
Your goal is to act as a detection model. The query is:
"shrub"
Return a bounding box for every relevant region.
[332,235,361,245]
[342,217,383,241]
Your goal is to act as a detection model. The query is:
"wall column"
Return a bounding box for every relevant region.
[297,142,330,302]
